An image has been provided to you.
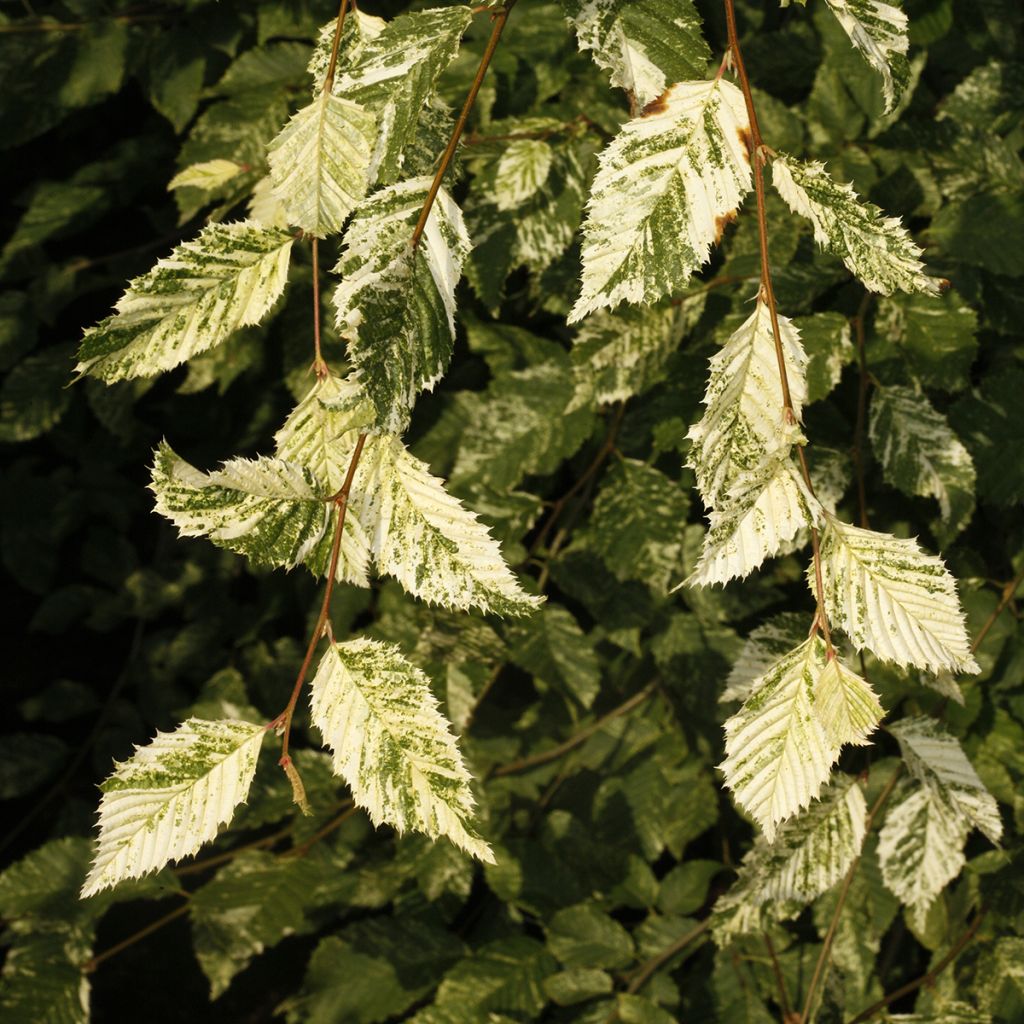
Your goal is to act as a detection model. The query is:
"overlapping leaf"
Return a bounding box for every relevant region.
[75,222,293,383]
[310,638,493,861]
[267,92,376,237]
[333,177,471,432]
[815,516,978,674]
[569,78,752,321]
[82,718,265,896]
[772,154,939,295]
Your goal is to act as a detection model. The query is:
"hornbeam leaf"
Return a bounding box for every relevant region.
[561,0,711,108]
[356,436,541,617]
[267,92,376,237]
[869,385,976,537]
[75,222,293,383]
[772,154,939,295]
[571,301,685,405]
[814,658,884,749]
[721,613,808,703]
[493,139,554,211]
[81,718,265,897]
[168,159,245,193]
[332,6,473,185]
[334,177,471,433]
[310,638,493,862]
[687,302,808,510]
[877,779,968,922]
[150,441,371,585]
[720,637,836,841]
[823,0,911,113]
[308,11,387,94]
[815,516,979,674]
[713,777,867,941]
[687,450,821,587]
[889,717,1002,844]
[569,78,752,322]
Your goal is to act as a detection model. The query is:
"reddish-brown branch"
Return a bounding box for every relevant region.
[322,0,351,95]
[722,0,834,654]
[852,293,873,529]
[971,566,1024,654]
[82,901,190,973]
[410,0,517,250]
[310,238,329,379]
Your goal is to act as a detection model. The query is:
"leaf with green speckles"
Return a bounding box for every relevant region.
[267,92,376,237]
[81,718,265,897]
[822,0,911,113]
[75,222,293,383]
[310,638,493,862]
[569,78,752,322]
[815,516,978,674]
[333,177,471,434]
[150,441,372,586]
[713,776,867,942]
[721,613,808,703]
[772,154,938,295]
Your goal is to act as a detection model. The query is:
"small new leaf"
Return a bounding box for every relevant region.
[569,79,752,321]
[267,93,376,237]
[334,178,471,433]
[76,223,293,383]
[772,154,938,295]
[82,718,265,897]
[815,658,884,749]
[823,0,910,113]
[815,516,978,674]
[310,638,493,862]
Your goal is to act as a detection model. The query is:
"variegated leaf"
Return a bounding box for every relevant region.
[772,154,939,295]
[815,516,979,674]
[870,385,975,536]
[150,441,371,585]
[75,222,293,383]
[823,0,910,113]
[82,718,265,896]
[267,93,376,237]
[720,637,836,841]
[721,613,808,703]
[815,658,884,750]
[889,717,1002,843]
[569,78,752,322]
[356,436,541,617]
[493,139,554,211]
[333,177,471,433]
[310,638,493,861]
[168,159,245,193]
[687,302,808,510]
[561,0,711,108]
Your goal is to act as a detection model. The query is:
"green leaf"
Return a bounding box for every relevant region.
[869,385,976,538]
[772,153,939,294]
[561,0,711,107]
[333,177,470,432]
[930,193,1024,277]
[822,0,910,112]
[543,968,613,1006]
[168,159,245,193]
[82,717,265,897]
[492,139,554,210]
[267,93,376,237]
[75,223,293,383]
[569,78,752,321]
[310,638,493,861]
[509,605,602,708]
[0,926,93,1024]
[547,903,634,969]
[0,343,74,443]
[795,312,854,403]
[150,442,371,585]
[815,516,979,674]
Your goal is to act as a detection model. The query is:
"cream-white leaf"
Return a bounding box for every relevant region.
[823,0,911,113]
[687,302,808,510]
[889,716,1002,844]
[267,93,376,237]
[720,637,836,841]
[82,718,264,897]
[815,516,979,674]
[721,613,809,703]
[355,436,541,617]
[569,78,752,322]
[815,658,884,749]
[494,139,554,211]
[310,638,493,862]
[75,222,293,383]
[772,154,939,295]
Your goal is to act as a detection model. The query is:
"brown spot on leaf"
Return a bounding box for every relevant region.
[715,210,737,244]
[737,126,754,162]
[641,90,671,117]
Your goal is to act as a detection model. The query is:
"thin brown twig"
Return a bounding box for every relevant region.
[82,902,190,973]
[410,0,517,250]
[851,293,874,529]
[322,0,351,95]
[971,566,1024,654]
[722,0,834,655]
[764,931,795,1022]
[800,767,903,1023]
[844,909,987,1024]
[310,237,329,379]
